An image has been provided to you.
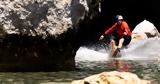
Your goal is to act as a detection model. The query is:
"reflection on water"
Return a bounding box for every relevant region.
[110,59,131,72]
[0,38,159,84]
[0,60,159,84]
[76,60,160,84]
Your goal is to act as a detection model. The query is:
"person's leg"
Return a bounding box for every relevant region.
[112,38,123,57]
[111,33,121,57]
[111,39,122,57]
[117,38,124,49]
[123,36,131,46]
[111,39,117,50]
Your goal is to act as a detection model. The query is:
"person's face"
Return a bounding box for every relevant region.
[117,19,122,25]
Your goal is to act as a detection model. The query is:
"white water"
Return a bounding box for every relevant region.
[75,38,160,62]
[75,47,109,62]
[122,38,160,60]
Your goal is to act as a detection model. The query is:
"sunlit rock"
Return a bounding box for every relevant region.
[131,20,160,43]
[71,71,151,84]
[0,0,100,38]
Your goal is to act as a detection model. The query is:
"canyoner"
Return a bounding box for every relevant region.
[99,15,132,57]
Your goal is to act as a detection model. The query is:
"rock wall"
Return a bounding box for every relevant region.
[0,0,101,71]
[0,0,73,37]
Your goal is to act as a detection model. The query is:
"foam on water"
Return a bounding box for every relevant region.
[75,47,109,62]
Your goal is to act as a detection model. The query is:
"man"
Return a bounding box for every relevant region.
[99,15,132,55]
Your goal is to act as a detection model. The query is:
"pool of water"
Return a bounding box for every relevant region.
[0,59,159,84]
[0,38,159,84]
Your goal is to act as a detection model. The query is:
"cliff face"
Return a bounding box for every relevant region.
[0,0,100,37]
[0,0,73,37]
[0,0,101,71]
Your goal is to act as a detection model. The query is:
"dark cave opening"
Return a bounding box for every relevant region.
[76,0,160,46]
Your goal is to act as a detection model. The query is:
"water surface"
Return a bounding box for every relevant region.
[0,38,160,84]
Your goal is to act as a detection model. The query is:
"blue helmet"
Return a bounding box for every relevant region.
[116,15,123,20]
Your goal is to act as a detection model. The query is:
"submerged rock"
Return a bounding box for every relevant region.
[71,71,151,84]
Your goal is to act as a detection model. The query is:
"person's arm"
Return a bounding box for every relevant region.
[99,23,116,40]
[104,23,116,36]
[122,22,132,36]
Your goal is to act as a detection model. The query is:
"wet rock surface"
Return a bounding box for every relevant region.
[71,71,151,84]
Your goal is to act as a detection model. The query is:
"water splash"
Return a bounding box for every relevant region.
[121,38,160,60]
[75,38,160,82]
[75,38,160,62]
[75,47,109,62]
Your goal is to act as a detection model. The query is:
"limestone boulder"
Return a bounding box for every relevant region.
[71,71,151,84]
[131,20,160,43]
[0,0,101,38]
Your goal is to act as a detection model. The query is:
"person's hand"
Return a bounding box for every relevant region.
[99,35,104,40]
[124,32,127,35]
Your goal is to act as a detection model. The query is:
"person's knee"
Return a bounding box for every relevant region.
[123,36,131,46]
[111,39,115,42]
[119,38,124,43]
